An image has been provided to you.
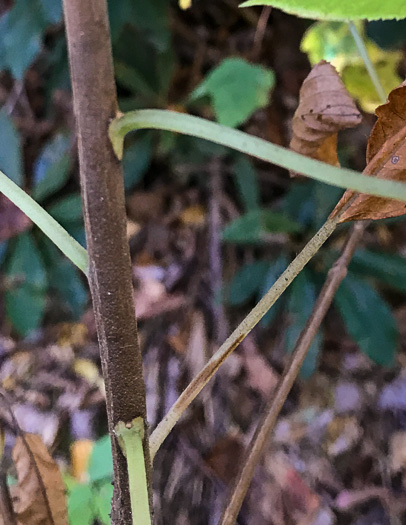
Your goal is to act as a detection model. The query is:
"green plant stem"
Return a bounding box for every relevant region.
[108,110,406,202]
[115,419,151,525]
[348,21,387,104]
[0,169,88,274]
[149,205,355,458]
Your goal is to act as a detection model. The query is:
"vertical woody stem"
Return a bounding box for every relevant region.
[61,1,151,522]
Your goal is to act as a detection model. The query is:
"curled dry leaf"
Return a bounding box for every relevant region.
[11,433,68,525]
[289,60,361,175]
[333,82,406,222]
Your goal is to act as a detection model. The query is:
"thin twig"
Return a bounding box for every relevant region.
[218,221,366,525]
[208,159,228,344]
[252,7,272,58]
[149,202,356,458]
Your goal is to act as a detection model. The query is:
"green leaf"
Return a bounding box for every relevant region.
[301,21,357,66]
[0,110,23,186]
[5,233,47,336]
[239,0,406,21]
[301,21,402,113]
[335,274,398,366]
[32,133,72,202]
[285,269,322,378]
[88,436,113,483]
[47,194,83,224]
[0,0,47,80]
[68,484,95,525]
[228,261,270,306]
[259,255,288,326]
[233,156,260,211]
[94,482,113,525]
[39,0,62,24]
[190,58,275,128]
[222,209,301,245]
[123,133,153,191]
[349,250,406,294]
[39,238,87,317]
[367,19,406,50]
[342,56,401,113]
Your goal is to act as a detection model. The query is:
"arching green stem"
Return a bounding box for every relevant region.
[0,169,88,274]
[109,109,406,202]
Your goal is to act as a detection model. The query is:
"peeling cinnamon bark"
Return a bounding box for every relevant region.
[61,1,151,522]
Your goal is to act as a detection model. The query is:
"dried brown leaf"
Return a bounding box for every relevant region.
[12,433,68,525]
[333,82,406,222]
[290,60,361,175]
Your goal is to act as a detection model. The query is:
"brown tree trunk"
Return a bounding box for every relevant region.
[61,1,151,522]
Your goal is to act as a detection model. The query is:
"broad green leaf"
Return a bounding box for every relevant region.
[301,21,357,69]
[68,484,95,525]
[285,269,322,378]
[123,133,153,191]
[40,239,87,317]
[0,0,47,79]
[5,233,47,336]
[228,261,270,306]
[233,157,260,211]
[49,260,88,317]
[259,255,288,326]
[349,250,406,294]
[132,0,171,52]
[0,110,23,186]
[222,209,301,244]
[190,58,275,128]
[88,436,113,483]
[342,57,401,113]
[48,194,83,224]
[367,19,406,50]
[94,482,113,525]
[239,0,406,21]
[32,133,72,202]
[115,61,158,99]
[281,182,315,228]
[39,0,62,24]
[301,21,402,112]
[335,274,398,366]
[108,0,136,42]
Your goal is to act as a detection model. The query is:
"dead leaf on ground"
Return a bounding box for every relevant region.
[332,81,406,222]
[11,433,68,525]
[290,60,361,175]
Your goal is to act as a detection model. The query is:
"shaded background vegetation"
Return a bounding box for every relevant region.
[1,1,406,523]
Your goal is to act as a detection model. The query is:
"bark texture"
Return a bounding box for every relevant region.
[61,1,151,522]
